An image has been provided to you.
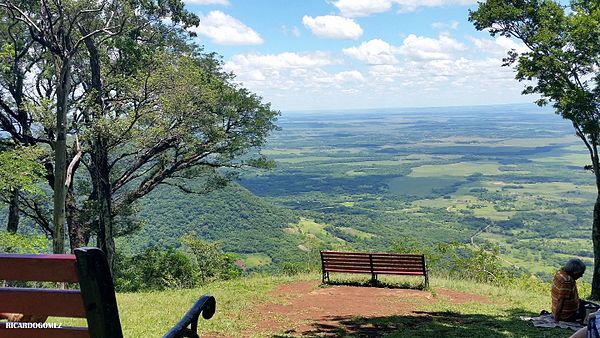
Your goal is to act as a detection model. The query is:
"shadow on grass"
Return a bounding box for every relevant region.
[322,278,426,291]
[272,308,565,338]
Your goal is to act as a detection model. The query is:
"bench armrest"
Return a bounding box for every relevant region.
[162,295,216,338]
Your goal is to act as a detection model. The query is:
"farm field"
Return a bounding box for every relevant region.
[236,104,595,280]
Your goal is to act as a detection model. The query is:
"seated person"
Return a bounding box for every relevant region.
[552,258,596,322]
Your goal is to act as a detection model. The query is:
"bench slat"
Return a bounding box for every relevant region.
[0,254,78,283]
[324,266,373,272]
[372,267,426,272]
[325,265,425,272]
[321,255,369,260]
[323,261,372,266]
[322,251,423,257]
[371,256,424,261]
[323,268,378,274]
[368,263,425,268]
[323,255,423,262]
[0,288,86,318]
[323,258,371,264]
[371,271,427,276]
[0,324,89,338]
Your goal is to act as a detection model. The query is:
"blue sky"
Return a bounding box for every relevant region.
[182,0,533,111]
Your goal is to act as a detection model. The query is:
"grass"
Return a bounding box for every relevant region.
[338,226,375,239]
[388,176,457,196]
[243,253,273,268]
[294,218,329,239]
[408,162,504,177]
[48,273,569,337]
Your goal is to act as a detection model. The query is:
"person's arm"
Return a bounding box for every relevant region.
[554,298,566,321]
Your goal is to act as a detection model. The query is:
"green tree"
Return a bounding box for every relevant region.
[0,12,50,233]
[469,0,600,297]
[0,1,278,272]
[0,146,45,233]
[182,234,242,283]
[0,0,132,254]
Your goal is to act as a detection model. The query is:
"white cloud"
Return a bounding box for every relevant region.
[469,36,530,56]
[224,52,335,72]
[281,25,301,37]
[223,52,363,97]
[394,0,477,12]
[398,33,465,60]
[184,0,229,5]
[369,65,404,83]
[219,30,527,110]
[332,0,476,17]
[335,70,366,82]
[190,11,263,45]
[302,15,363,40]
[432,20,459,30]
[343,39,398,65]
[292,27,301,37]
[333,0,393,17]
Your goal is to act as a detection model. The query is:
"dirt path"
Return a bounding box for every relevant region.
[242,279,491,337]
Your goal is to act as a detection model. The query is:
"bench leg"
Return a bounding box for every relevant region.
[424,273,429,289]
[322,271,330,284]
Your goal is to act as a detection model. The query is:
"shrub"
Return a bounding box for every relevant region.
[0,232,48,253]
[115,247,198,292]
[390,237,538,287]
[114,235,243,292]
[278,262,313,276]
[181,234,242,283]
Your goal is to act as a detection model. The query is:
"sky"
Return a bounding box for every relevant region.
[180,0,533,112]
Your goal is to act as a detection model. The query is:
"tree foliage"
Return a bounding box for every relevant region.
[0,146,45,194]
[0,0,279,270]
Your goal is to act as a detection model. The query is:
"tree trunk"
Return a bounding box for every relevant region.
[7,189,19,233]
[93,141,115,271]
[66,189,88,251]
[592,184,600,299]
[82,32,115,271]
[591,141,600,300]
[52,57,71,254]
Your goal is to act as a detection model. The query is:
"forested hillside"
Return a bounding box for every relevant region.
[124,183,301,267]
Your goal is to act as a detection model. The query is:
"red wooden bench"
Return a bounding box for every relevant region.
[0,247,215,338]
[320,250,429,287]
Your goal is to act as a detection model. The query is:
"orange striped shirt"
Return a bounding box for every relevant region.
[551,268,579,320]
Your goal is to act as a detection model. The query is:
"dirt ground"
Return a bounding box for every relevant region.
[239,279,491,337]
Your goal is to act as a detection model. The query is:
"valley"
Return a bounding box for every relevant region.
[130,103,595,280]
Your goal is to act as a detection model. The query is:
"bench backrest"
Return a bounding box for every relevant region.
[0,247,122,338]
[320,250,427,275]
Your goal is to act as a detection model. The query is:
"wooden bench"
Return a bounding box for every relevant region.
[0,247,216,338]
[320,250,429,287]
